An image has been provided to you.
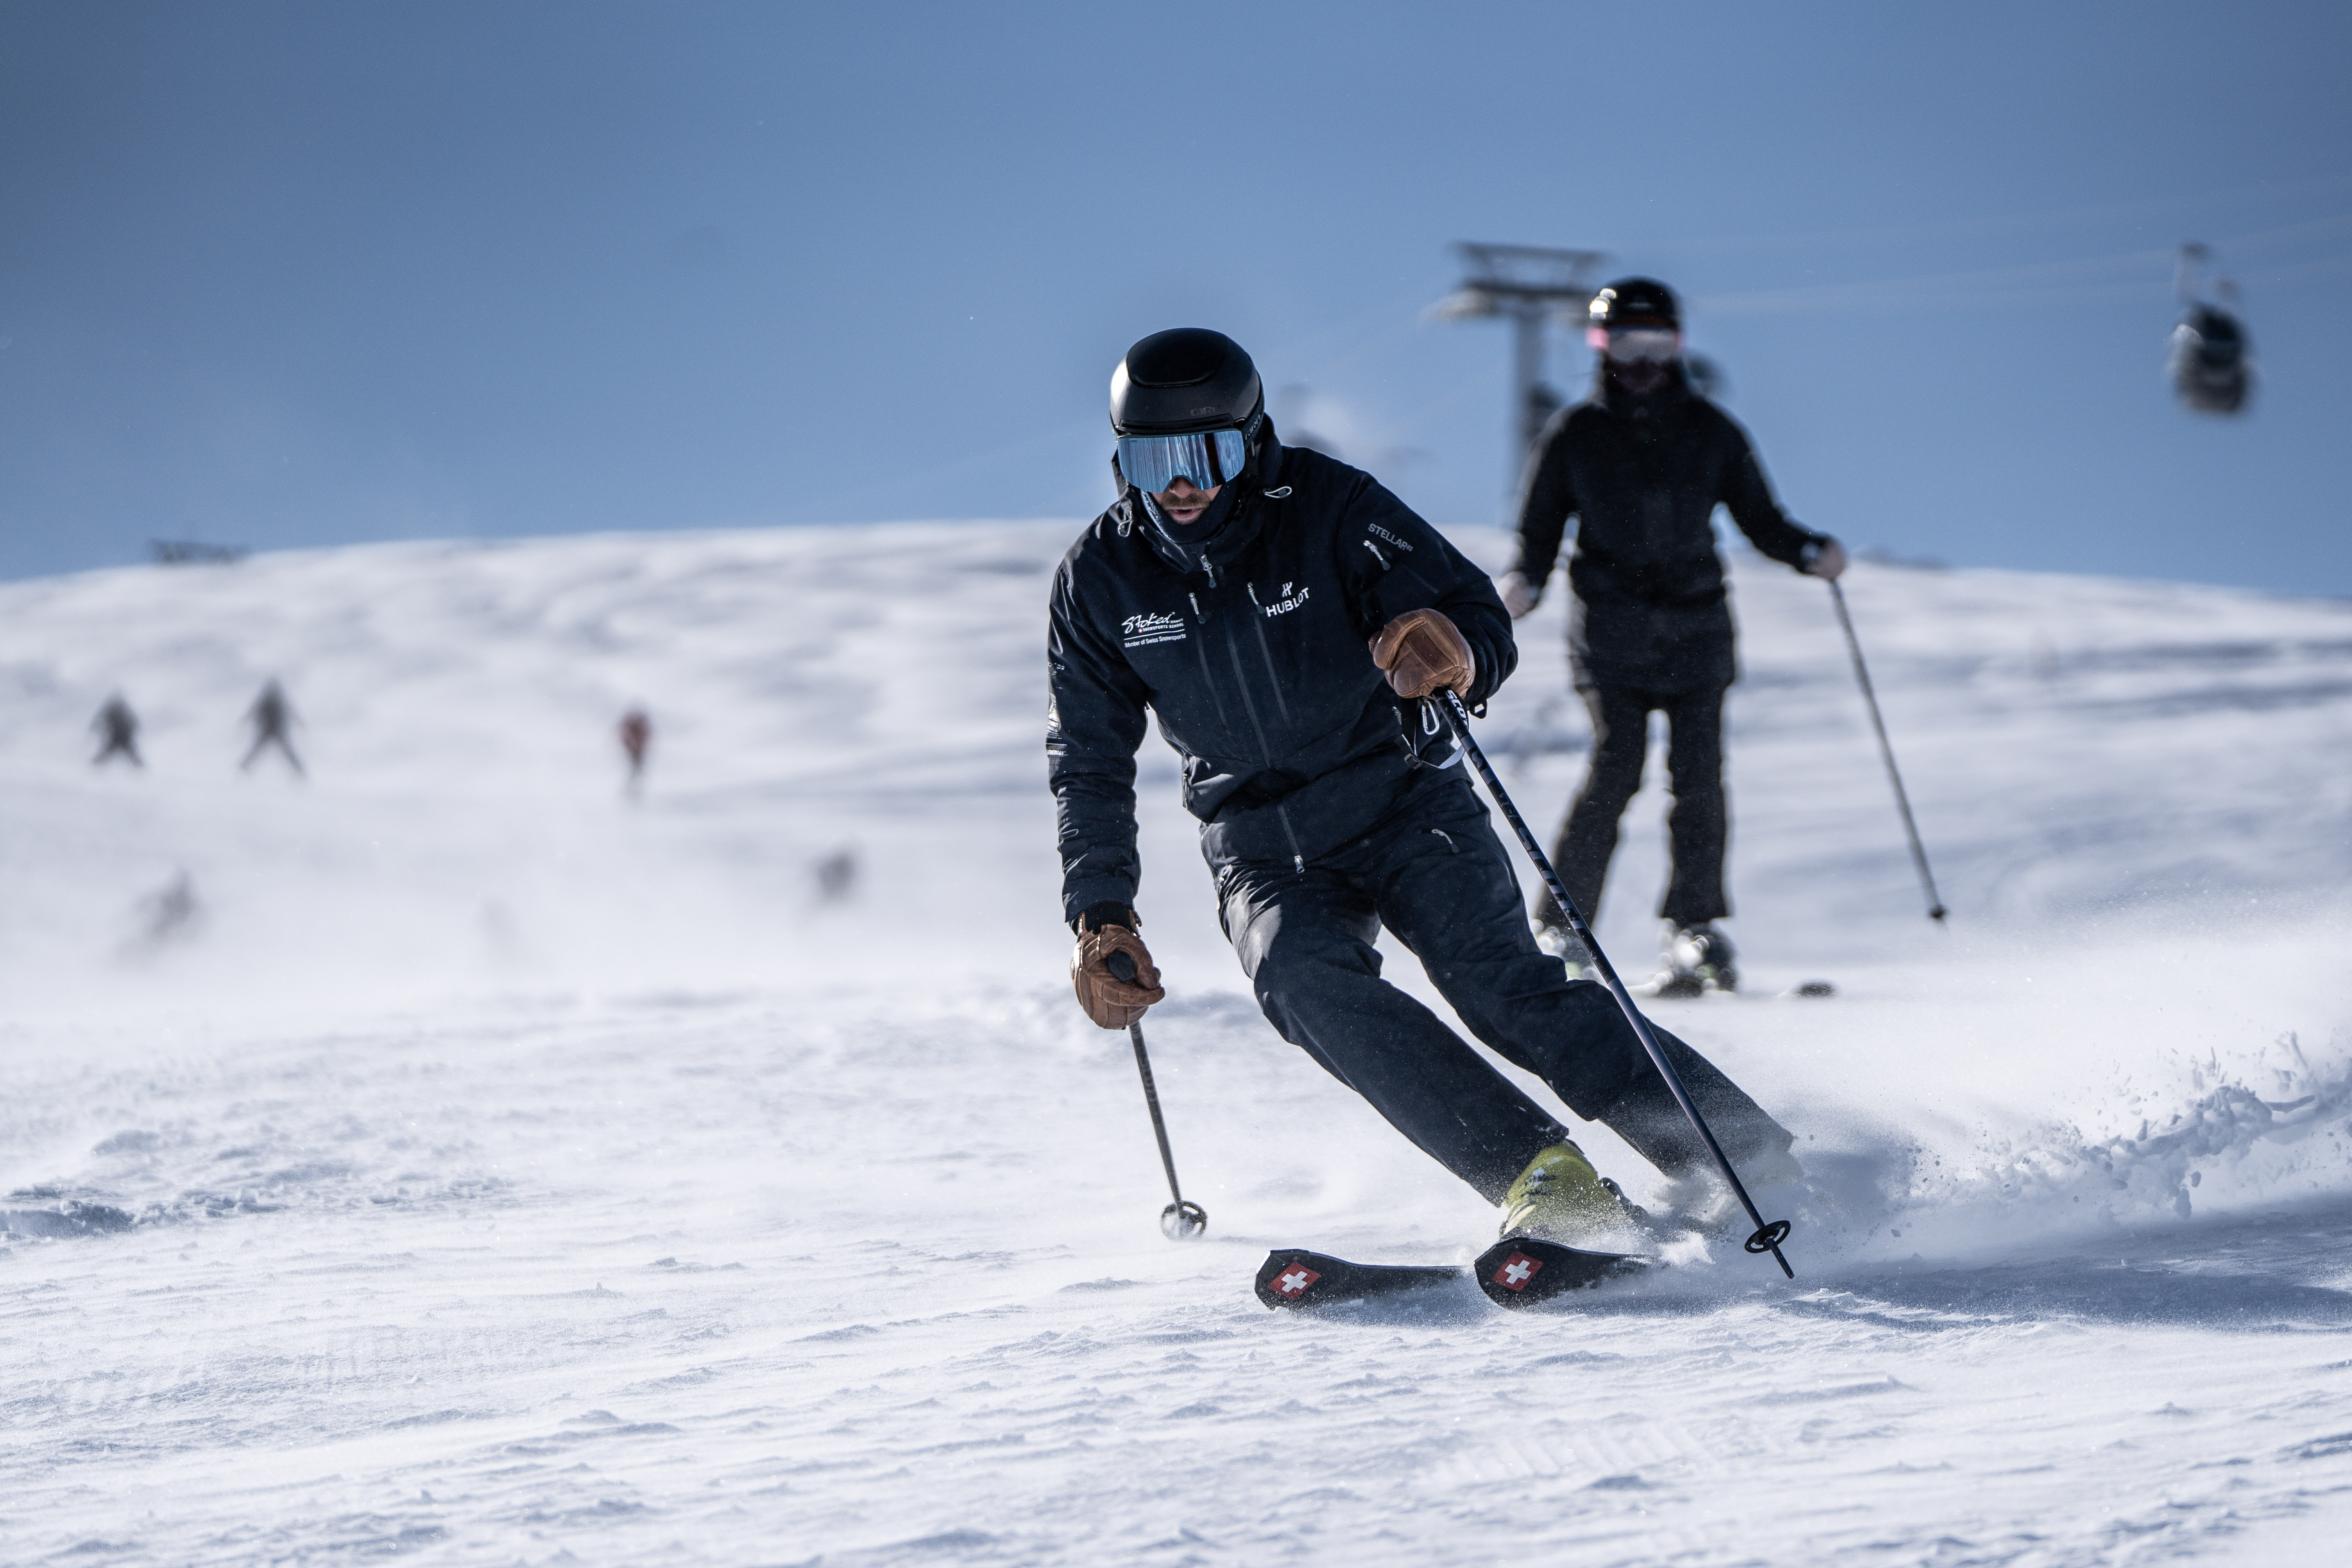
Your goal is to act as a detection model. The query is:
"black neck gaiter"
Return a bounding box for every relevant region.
[1141,481,1240,575]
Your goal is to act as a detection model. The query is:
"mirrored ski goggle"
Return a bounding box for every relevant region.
[1116,427,1249,494]
[1593,326,1680,363]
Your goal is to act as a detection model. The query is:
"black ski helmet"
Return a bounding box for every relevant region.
[1588,277,1681,332]
[1109,328,1264,436]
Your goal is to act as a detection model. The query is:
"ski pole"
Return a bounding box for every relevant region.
[1108,951,1208,1240]
[1829,580,1947,922]
[1439,689,1794,1278]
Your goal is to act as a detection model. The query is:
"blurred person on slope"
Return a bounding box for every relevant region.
[619,706,652,796]
[1047,328,1801,1248]
[1498,279,1847,997]
[91,693,143,768]
[241,679,305,776]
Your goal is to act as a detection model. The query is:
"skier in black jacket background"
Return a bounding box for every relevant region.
[1050,327,1799,1244]
[1499,279,1846,996]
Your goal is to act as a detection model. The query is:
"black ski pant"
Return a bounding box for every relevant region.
[1218,770,1788,1201]
[1546,682,1729,930]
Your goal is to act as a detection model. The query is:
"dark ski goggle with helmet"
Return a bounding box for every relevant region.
[1116,424,1252,495]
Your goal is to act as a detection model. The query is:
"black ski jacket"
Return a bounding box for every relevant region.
[1510,367,1826,692]
[1048,436,1515,924]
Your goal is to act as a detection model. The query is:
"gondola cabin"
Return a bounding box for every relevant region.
[2169,302,2252,414]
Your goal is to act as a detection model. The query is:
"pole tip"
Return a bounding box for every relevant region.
[1744,1220,1797,1279]
[1929,906,1949,922]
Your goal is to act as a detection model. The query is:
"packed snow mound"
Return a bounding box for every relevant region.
[5,521,2352,1565]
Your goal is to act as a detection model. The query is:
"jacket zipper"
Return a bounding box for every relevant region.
[1188,595,1237,741]
[1200,508,1309,875]
[1216,582,1308,874]
[1242,582,1295,724]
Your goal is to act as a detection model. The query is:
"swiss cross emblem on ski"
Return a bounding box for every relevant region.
[1272,1263,1322,1299]
[1491,1251,1545,1292]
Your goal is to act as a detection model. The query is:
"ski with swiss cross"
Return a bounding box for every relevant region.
[1254,1235,1648,1311]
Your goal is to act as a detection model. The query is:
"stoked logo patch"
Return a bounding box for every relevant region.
[1122,610,1187,649]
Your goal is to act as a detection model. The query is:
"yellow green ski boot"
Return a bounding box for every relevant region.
[1500,1143,1634,1246]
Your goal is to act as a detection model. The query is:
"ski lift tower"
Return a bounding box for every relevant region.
[1430,242,1609,478]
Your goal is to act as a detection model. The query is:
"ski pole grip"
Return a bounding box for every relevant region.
[1107,950,1138,984]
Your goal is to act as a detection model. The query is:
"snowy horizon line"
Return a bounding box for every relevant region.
[14,516,2338,604]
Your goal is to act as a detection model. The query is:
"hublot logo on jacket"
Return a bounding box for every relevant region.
[1258,582,1310,617]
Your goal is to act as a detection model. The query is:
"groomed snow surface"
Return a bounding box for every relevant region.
[5,520,2352,1566]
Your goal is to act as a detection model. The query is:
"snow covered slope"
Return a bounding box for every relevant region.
[5,523,2351,1566]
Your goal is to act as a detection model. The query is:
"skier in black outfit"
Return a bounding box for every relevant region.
[1050,327,1800,1244]
[92,694,143,767]
[1499,279,1846,996]
[241,679,305,776]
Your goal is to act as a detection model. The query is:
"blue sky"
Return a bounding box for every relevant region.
[3,1,2347,591]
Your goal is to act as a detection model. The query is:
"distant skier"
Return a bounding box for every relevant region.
[618,707,652,794]
[131,870,203,949]
[92,694,144,768]
[1049,328,1800,1249]
[814,846,857,903]
[241,679,305,776]
[1498,279,1847,996]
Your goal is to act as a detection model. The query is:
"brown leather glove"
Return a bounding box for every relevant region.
[1370,608,1475,699]
[1071,916,1165,1029]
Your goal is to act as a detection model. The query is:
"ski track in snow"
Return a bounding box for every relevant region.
[4,521,2352,1566]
